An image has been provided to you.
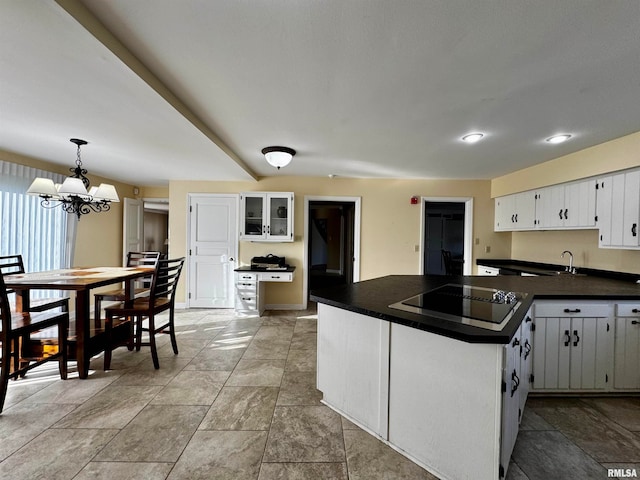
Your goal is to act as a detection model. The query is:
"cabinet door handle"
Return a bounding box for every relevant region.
[241,297,252,301]
[632,320,639,325]
[523,340,532,360]
[512,337,520,347]
[632,308,639,313]
[564,330,571,347]
[511,214,515,223]
[511,370,520,397]
[514,214,518,223]
[559,209,563,220]
[525,315,532,323]
[563,209,568,219]
[573,330,580,347]
[632,223,637,237]
[563,308,581,313]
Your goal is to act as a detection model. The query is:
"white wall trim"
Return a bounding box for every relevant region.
[419,197,474,275]
[303,196,362,309]
[265,303,306,311]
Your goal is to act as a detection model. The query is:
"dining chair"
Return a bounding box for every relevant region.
[441,249,454,275]
[103,257,185,370]
[0,255,68,313]
[0,270,68,413]
[93,251,161,328]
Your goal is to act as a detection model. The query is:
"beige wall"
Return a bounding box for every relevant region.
[490,131,640,275]
[510,229,640,274]
[169,177,505,305]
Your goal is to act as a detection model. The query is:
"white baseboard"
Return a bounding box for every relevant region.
[265,303,305,311]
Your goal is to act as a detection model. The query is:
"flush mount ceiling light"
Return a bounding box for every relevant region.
[546,134,572,144]
[261,146,296,169]
[461,133,484,143]
[27,138,120,220]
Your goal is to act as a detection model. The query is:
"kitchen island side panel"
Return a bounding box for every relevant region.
[316,303,390,438]
[388,322,503,480]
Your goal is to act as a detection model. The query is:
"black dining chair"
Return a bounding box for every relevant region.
[103,257,185,370]
[0,270,68,413]
[0,255,68,313]
[441,249,454,275]
[93,251,161,328]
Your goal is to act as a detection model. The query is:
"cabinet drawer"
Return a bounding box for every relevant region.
[616,303,640,317]
[236,273,258,281]
[535,302,610,317]
[258,272,293,282]
[478,267,500,276]
[235,295,257,310]
[236,281,257,293]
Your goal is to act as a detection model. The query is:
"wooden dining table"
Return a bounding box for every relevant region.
[4,266,155,379]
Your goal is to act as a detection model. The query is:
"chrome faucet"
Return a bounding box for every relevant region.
[561,250,575,274]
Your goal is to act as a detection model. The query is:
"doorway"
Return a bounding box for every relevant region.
[421,198,473,275]
[304,196,361,308]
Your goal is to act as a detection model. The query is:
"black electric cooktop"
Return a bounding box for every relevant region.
[389,284,528,331]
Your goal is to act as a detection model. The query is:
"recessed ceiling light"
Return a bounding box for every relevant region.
[461,133,484,143]
[546,134,572,144]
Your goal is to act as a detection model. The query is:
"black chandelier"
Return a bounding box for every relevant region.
[27,138,119,220]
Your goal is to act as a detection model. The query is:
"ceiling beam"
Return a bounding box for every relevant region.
[55,0,258,181]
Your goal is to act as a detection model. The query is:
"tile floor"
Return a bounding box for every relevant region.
[0,305,639,479]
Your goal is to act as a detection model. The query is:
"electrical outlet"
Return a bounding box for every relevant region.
[485,245,491,253]
[475,237,480,245]
[414,245,420,252]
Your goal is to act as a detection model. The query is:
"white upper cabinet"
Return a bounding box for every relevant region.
[597,171,640,249]
[494,178,596,232]
[239,192,294,242]
[535,180,596,229]
[494,191,536,231]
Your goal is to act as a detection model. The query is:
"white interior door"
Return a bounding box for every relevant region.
[188,194,238,308]
[123,198,144,265]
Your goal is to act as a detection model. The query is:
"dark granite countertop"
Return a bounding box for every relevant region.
[235,266,296,273]
[310,274,640,345]
[476,258,640,282]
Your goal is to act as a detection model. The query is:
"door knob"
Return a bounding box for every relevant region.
[229,257,235,262]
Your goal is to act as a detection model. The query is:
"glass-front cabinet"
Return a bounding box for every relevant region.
[240,192,294,242]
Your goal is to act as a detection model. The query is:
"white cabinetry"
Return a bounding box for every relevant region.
[234,272,264,316]
[614,302,640,389]
[596,171,640,248]
[500,308,533,478]
[317,304,390,437]
[494,191,536,231]
[239,192,294,242]
[500,326,522,477]
[478,266,500,276]
[532,301,612,391]
[234,270,295,316]
[535,180,596,229]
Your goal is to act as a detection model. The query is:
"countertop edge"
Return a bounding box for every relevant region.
[311,274,640,345]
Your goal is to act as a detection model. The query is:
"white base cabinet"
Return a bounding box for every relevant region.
[614,302,640,389]
[316,304,390,438]
[234,270,295,316]
[317,303,530,480]
[532,301,613,392]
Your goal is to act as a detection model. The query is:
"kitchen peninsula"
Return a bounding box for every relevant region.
[311,274,640,480]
